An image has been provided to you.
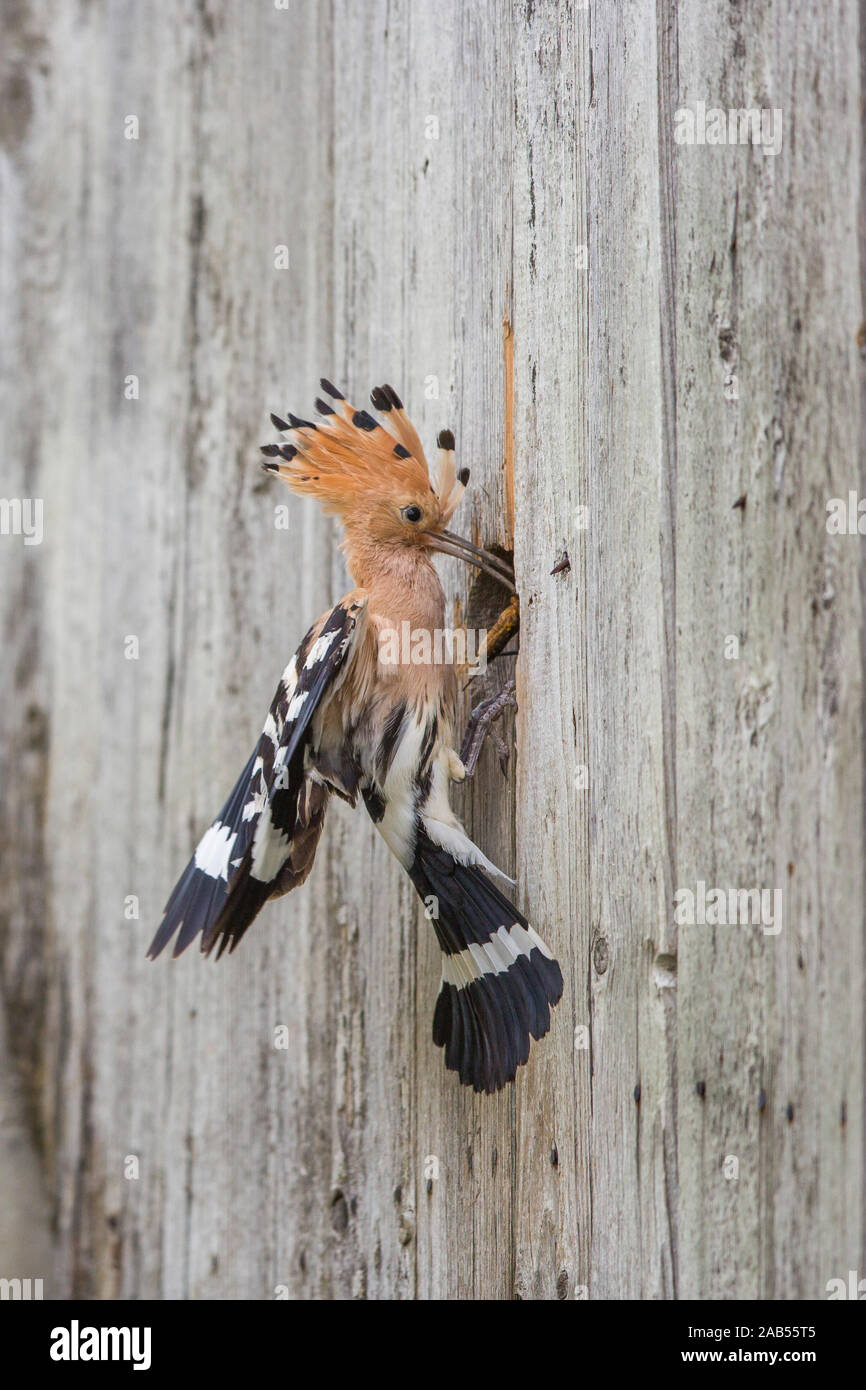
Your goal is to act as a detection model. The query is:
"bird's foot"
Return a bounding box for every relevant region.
[459,678,517,777]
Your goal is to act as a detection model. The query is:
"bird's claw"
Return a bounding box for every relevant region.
[459,678,517,777]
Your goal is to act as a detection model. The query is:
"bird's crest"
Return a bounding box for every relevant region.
[260,379,468,524]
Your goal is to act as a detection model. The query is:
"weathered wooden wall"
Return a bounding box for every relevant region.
[1,0,864,1299]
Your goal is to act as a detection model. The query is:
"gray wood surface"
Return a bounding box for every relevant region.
[0,0,863,1300]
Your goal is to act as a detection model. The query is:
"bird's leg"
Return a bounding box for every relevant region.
[460,678,517,777]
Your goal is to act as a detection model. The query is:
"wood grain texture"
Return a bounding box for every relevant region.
[0,0,863,1301]
[585,0,679,1300]
[673,0,864,1300]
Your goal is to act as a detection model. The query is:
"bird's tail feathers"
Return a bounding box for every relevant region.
[420,816,516,885]
[407,828,563,1093]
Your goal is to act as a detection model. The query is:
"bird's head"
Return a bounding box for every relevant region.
[260,380,514,590]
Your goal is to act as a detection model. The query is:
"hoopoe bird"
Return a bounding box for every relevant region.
[148,380,563,1092]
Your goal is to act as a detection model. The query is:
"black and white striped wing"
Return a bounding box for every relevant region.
[148,594,367,961]
[147,747,260,960]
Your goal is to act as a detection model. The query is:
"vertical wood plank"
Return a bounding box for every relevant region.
[674,0,865,1299]
[511,0,590,1301]
[584,0,680,1298]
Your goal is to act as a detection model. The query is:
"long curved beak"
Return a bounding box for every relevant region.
[428,530,516,593]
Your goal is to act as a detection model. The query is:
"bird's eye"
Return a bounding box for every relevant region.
[401,505,423,524]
